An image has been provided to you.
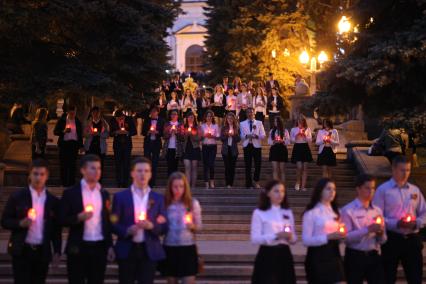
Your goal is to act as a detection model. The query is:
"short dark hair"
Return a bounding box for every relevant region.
[355,174,375,188]
[258,180,289,210]
[29,158,49,171]
[80,154,101,168]
[392,155,410,167]
[131,157,152,171]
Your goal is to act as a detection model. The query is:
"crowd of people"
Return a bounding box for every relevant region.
[1,153,425,284]
[27,73,341,190]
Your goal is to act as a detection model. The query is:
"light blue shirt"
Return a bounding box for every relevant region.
[372,178,426,235]
[341,198,387,251]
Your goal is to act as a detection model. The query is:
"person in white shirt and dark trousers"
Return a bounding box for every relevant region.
[200,110,220,189]
[251,180,297,284]
[268,116,290,182]
[1,159,62,284]
[267,87,284,129]
[162,110,181,176]
[302,178,346,284]
[341,174,387,284]
[290,116,313,191]
[237,84,252,122]
[373,155,426,284]
[316,119,340,178]
[59,155,114,284]
[240,108,266,188]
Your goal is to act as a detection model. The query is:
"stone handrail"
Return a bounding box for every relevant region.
[0,162,5,186]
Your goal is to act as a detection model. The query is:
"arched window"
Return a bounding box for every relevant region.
[185,45,204,73]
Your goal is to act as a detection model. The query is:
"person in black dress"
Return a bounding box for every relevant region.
[268,116,290,182]
[316,119,339,178]
[31,108,49,160]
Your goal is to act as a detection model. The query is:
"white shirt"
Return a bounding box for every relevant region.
[150,119,158,140]
[81,179,103,241]
[64,117,78,141]
[201,123,220,145]
[167,99,180,111]
[267,129,290,146]
[270,95,279,113]
[290,127,313,144]
[316,129,340,154]
[132,185,151,243]
[251,206,297,246]
[302,203,340,247]
[227,125,234,146]
[253,96,266,114]
[25,186,46,245]
[168,121,179,149]
[226,95,237,111]
[240,119,266,148]
[214,93,224,105]
[341,198,387,251]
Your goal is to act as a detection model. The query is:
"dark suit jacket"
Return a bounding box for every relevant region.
[141,117,165,151]
[109,116,137,149]
[1,187,62,260]
[220,126,241,156]
[265,80,281,93]
[59,183,112,255]
[53,114,83,148]
[112,189,168,261]
[267,95,284,114]
[170,81,184,94]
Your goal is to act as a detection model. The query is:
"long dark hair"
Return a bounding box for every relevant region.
[258,180,289,210]
[304,178,339,217]
[203,110,216,124]
[271,116,284,140]
[184,111,198,128]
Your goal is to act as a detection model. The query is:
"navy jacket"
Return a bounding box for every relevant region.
[112,188,168,261]
[53,114,83,148]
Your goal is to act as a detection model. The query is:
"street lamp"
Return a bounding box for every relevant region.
[317,51,328,65]
[338,16,351,34]
[299,51,328,95]
[299,51,310,65]
[271,49,277,59]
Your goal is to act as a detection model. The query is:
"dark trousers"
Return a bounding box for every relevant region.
[66,241,108,284]
[166,148,179,176]
[381,231,423,284]
[243,144,261,187]
[12,245,49,284]
[223,152,238,186]
[269,112,280,129]
[255,112,264,123]
[114,144,132,188]
[344,248,384,284]
[239,109,247,122]
[59,140,79,186]
[32,144,46,160]
[202,144,217,182]
[118,243,157,284]
[144,140,161,187]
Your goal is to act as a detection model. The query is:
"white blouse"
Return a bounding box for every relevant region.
[200,123,220,145]
[253,95,267,114]
[167,99,180,111]
[226,95,237,111]
[267,129,290,146]
[316,128,340,154]
[302,203,340,247]
[290,127,313,144]
[214,93,224,106]
[251,205,297,246]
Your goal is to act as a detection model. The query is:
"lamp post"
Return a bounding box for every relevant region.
[299,50,328,95]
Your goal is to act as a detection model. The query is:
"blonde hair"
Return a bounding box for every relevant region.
[165,172,193,209]
[215,84,224,94]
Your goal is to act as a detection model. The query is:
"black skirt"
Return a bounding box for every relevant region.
[269,144,289,162]
[251,245,296,284]
[182,141,201,161]
[291,143,313,163]
[305,241,345,284]
[317,147,337,166]
[159,245,199,277]
[212,106,225,118]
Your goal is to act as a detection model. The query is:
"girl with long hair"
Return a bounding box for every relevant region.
[161,172,202,284]
[316,119,340,178]
[200,110,220,189]
[167,91,181,117]
[212,84,226,125]
[162,110,182,175]
[181,89,197,116]
[31,108,49,159]
[180,112,202,188]
[268,116,290,182]
[302,178,345,284]
[251,180,297,284]
[220,112,241,188]
[253,86,267,123]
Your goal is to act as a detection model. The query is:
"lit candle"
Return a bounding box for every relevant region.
[299,128,305,135]
[138,211,146,222]
[27,208,37,221]
[171,125,176,131]
[150,125,155,131]
[93,128,98,133]
[375,216,383,225]
[85,204,94,213]
[283,224,291,233]
[403,214,415,223]
[184,213,193,224]
[188,127,192,132]
[228,129,233,135]
[338,223,346,234]
[121,127,125,131]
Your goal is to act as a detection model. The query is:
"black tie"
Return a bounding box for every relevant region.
[249,120,253,132]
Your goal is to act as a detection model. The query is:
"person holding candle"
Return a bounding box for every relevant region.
[59,154,114,284]
[142,106,165,187]
[54,105,84,187]
[290,115,313,191]
[181,89,197,116]
[30,107,49,160]
[252,87,267,123]
[167,91,182,117]
[112,157,168,284]
[267,87,284,129]
[1,159,62,284]
[200,110,220,189]
[341,174,386,284]
[222,76,232,94]
[240,107,266,189]
[109,110,137,188]
[181,112,202,188]
[220,112,241,188]
[212,84,226,125]
[84,106,110,178]
[161,172,202,284]
[237,83,253,122]
[225,88,237,115]
[372,155,426,284]
[154,91,168,119]
[265,72,281,94]
[250,180,297,284]
[268,116,290,182]
[196,89,212,120]
[162,110,182,176]
[316,119,340,178]
[302,178,345,284]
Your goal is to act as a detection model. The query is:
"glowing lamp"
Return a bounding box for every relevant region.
[338,16,351,34]
[299,51,310,65]
[318,51,328,65]
[27,208,37,221]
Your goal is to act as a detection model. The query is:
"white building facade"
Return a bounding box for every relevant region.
[166,0,208,73]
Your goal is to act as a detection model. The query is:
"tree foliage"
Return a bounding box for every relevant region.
[0,0,180,109]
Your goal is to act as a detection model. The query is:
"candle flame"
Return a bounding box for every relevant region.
[376,216,382,225]
[138,211,146,222]
[284,225,291,233]
[339,224,346,234]
[85,204,94,213]
[27,208,37,221]
[184,213,192,224]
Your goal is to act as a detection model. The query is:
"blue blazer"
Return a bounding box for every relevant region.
[112,188,168,261]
